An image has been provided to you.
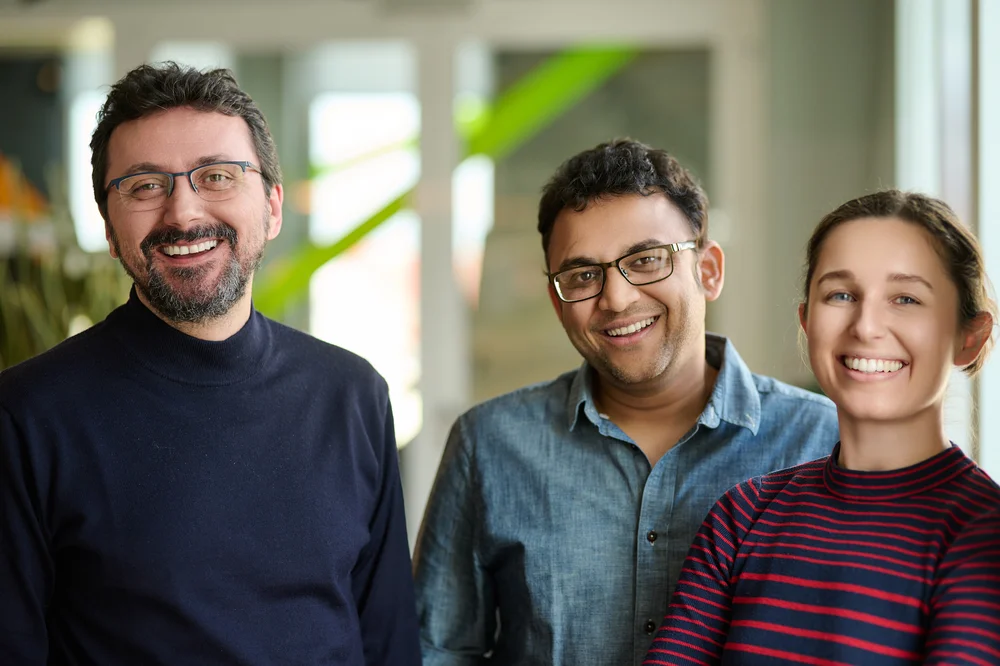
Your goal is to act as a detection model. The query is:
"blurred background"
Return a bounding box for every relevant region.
[0,0,998,543]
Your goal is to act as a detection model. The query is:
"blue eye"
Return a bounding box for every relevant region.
[894,295,919,305]
[827,292,854,303]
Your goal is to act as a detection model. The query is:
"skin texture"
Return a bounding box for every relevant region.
[103,106,283,341]
[799,216,991,470]
[546,193,724,464]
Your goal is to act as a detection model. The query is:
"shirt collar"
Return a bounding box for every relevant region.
[566,333,761,434]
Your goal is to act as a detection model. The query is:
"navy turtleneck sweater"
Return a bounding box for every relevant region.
[0,290,420,665]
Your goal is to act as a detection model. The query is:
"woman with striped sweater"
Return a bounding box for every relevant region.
[644,190,1000,666]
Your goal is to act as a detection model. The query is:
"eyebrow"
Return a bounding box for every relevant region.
[556,238,665,272]
[118,155,232,177]
[816,269,934,291]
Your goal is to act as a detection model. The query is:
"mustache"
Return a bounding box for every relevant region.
[140,224,238,257]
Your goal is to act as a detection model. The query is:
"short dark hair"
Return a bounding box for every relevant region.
[803,189,997,376]
[91,62,282,221]
[537,138,708,259]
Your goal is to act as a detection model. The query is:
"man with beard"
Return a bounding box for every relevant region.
[414,139,839,665]
[0,63,420,665]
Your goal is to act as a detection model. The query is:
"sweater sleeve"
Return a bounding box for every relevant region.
[412,417,496,666]
[923,507,1000,666]
[350,393,421,666]
[643,479,761,666]
[0,404,51,665]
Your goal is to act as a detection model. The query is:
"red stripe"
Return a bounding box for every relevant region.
[935,611,1000,628]
[746,528,934,559]
[761,504,943,535]
[738,572,926,609]
[642,650,714,666]
[729,619,920,659]
[675,590,731,613]
[926,636,1000,661]
[922,650,995,666]
[731,596,921,633]
[744,540,934,573]
[725,642,856,666]
[735,550,932,584]
[672,613,729,638]
[750,519,932,546]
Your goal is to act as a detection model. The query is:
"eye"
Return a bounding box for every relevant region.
[826,291,854,303]
[893,295,919,305]
[568,269,600,285]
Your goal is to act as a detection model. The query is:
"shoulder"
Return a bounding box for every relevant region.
[719,457,828,513]
[264,316,387,392]
[455,369,577,433]
[0,321,115,412]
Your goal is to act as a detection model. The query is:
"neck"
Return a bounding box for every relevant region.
[594,349,717,427]
[836,404,950,471]
[135,286,254,342]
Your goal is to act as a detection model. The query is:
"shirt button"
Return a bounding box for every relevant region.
[645,619,657,634]
[646,530,658,544]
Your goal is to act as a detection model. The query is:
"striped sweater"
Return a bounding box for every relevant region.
[643,444,1000,666]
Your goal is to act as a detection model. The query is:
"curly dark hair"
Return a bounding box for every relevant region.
[91,62,281,221]
[803,189,997,376]
[537,138,708,259]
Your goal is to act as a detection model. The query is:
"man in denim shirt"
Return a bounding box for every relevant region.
[414,139,838,666]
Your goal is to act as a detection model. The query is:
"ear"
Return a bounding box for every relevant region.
[798,302,808,335]
[954,311,993,368]
[266,183,284,241]
[105,219,119,259]
[697,240,724,301]
[547,282,565,324]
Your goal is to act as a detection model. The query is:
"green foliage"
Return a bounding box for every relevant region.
[0,248,131,369]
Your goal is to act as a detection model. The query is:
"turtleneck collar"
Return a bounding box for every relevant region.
[104,287,273,386]
[823,442,975,502]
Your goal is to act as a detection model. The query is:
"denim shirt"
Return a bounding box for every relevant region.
[414,335,839,666]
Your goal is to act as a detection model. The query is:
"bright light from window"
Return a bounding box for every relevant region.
[69,92,106,253]
[308,93,422,447]
[452,155,494,307]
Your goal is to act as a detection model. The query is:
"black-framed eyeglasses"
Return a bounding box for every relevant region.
[548,241,698,303]
[106,160,261,212]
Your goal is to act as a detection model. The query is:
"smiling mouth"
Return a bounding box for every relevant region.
[160,240,220,257]
[605,316,658,337]
[840,355,907,374]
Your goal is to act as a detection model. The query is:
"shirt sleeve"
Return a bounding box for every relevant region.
[643,480,760,666]
[923,507,1000,666]
[350,395,422,666]
[0,404,52,664]
[413,417,496,666]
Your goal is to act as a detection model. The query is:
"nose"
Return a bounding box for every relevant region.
[160,174,205,227]
[596,267,641,313]
[849,298,887,341]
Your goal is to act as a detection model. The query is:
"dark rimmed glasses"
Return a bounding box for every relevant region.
[106,160,261,212]
[548,241,698,303]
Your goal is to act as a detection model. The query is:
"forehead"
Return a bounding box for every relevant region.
[105,107,255,178]
[547,194,692,264]
[815,217,948,282]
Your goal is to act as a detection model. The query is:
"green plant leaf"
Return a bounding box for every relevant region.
[254,192,409,317]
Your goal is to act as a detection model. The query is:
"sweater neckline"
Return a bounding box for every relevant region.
[823,443,974,501]
[105,288,272,386]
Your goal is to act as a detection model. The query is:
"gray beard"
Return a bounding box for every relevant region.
[138,246,257,324]
[111,221,266,325]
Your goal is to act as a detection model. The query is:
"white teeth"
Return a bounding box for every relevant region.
[162,240,219,257]
[843,356,904,374]
[606,316,656,337]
